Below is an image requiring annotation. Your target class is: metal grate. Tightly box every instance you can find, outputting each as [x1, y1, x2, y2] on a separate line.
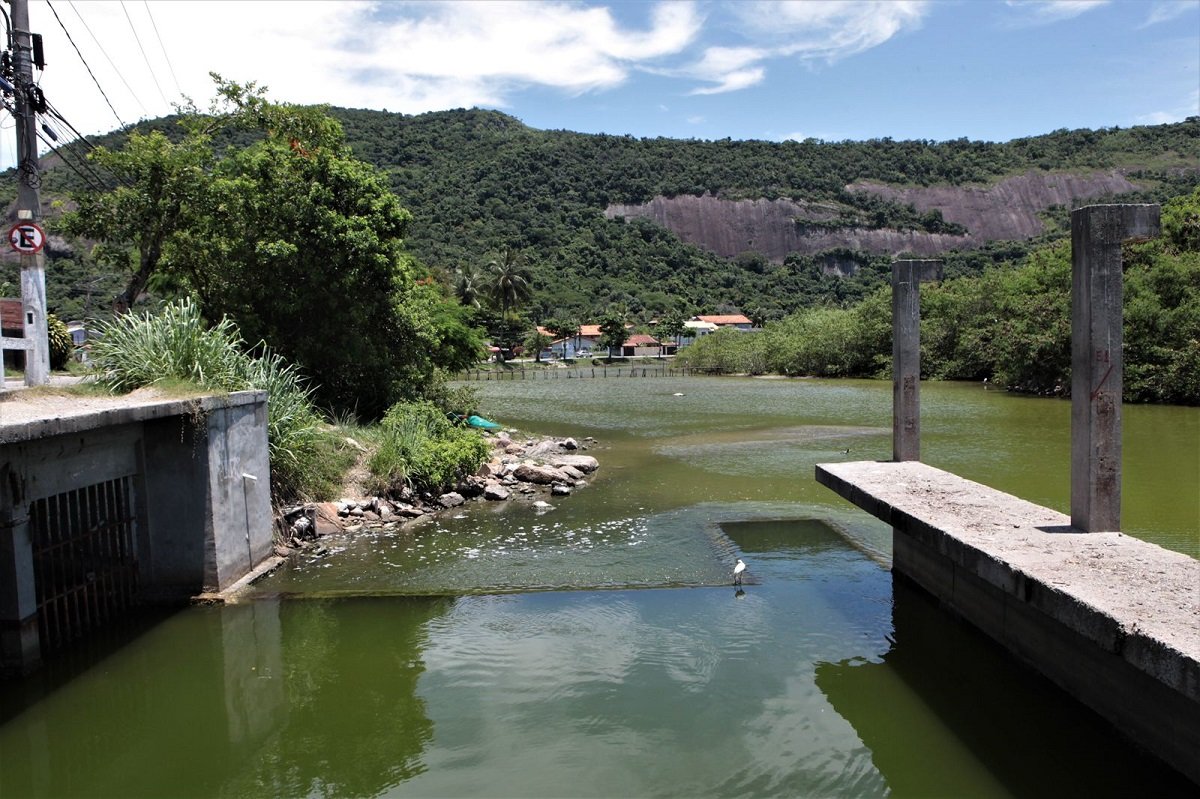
[30, 477, 140, 652]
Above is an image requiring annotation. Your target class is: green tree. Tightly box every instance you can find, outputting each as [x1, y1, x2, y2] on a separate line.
[598, 311, 628, 360]
[61, 128, 214, 313]
[488, 249, 533, 317]
[453, 264, 486, 309]
[64, 77, 479, 418]
[524, 329, 553, 362]
[543, 317, 580, 358]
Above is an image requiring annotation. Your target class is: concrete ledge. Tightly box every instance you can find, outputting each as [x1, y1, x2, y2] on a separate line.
[817, 460, 1200, 784]
[0, 389, 267, 444]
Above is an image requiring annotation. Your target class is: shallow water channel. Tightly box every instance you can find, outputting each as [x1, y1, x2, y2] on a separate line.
[1, 376, 1196, 797]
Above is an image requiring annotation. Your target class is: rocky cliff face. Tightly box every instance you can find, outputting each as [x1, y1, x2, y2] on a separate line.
[604, 170, 1147, 263]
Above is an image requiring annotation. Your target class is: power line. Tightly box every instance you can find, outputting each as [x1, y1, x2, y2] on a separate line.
[67, 0, 148, 116]
[120, 0, 168, 106]
[142, 0, 181, 97]
[44, 0, 127, 129]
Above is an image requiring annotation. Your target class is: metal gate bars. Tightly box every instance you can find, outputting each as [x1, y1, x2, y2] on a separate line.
[29, 477, 139, 652]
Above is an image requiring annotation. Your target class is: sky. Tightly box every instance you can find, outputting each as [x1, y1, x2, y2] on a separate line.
[2, 0, 1197, 169]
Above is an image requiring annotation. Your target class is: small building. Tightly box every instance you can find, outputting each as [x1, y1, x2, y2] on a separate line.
[621, 334, 665, 357]
[693, 314, 754, 330]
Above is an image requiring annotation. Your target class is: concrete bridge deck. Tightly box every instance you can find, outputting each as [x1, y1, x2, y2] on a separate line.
[817, 460, 1199, 784]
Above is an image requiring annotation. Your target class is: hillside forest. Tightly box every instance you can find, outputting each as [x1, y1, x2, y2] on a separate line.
[3, 99, 1198, 406]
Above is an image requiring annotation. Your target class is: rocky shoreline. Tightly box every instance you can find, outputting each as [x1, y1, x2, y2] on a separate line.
[276, 429, 600, 554]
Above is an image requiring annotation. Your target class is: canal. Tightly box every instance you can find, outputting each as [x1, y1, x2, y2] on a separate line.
[1, 376, 1196, 797]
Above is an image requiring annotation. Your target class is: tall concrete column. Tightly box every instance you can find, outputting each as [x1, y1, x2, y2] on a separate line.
[0, 461, 39, 676]
[892, 260, 942, 462]
[1070, 205, 1159, 533]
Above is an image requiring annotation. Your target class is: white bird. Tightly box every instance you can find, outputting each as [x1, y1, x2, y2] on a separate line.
[733, 558, 747, 585]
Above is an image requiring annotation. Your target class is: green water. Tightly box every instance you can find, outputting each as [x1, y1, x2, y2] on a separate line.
[1, 377, 1196, 797]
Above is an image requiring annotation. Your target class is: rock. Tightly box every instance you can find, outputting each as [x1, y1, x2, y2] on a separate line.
[484, 483, 511, 501]
[348, 507, 365, 518]
[376, 501, 393, 519]
[550, 454, 599, 473]
[313, 502, 343, 536]
[504, 443, 525, 456]
[562, 437, 579, 450]
[274, 544, 293, 557]
[519, 485, 536, 494]
[458, 475, 486, 498]
[533, 500, 554, 511]
[292, 515, 313, 537]
[438, 492, 466, 508]
[476, 462, 496, 478]
[551, 483, 572, 496]
[362, 510, 380, 522]
[396, 504, 425, 518]
[559, 464, 585, 481]
[514, 463, 566, 484]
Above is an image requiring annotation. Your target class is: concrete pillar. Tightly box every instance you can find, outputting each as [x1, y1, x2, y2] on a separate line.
[892, 260, 942, 462]
[1070, 205, 1159, 533]
[0, 461, 40, 675]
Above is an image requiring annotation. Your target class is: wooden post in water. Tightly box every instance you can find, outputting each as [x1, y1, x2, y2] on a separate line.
[1070, 205, 1159, 533]
[891, 260, 942, 462]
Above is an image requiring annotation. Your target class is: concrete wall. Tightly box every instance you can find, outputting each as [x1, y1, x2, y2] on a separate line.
[1, 391, 273, 675]
[816, 460, 1200, 787]
[893, 533, 1200, 785]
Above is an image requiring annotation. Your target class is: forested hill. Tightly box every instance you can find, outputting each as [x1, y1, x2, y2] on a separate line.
[330, 108, 1198, 321]
[16, 108, 1200, 324]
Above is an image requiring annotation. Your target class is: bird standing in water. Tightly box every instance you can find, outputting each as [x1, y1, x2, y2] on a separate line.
[733, 558, 746, 585]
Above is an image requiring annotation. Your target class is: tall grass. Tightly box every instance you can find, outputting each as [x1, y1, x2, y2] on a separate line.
[90, 298, 339, 500]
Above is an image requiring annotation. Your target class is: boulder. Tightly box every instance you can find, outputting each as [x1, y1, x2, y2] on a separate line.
[551, 483, 572, 496]
[561, 437, 579, 450]
[559, 464, 585, 481]
[551, 454, 599, 473]
[484, 483, 511, 501]
[514, 463, 566, 485]
[437, 492, 466, 508]
[396, 504, 425, 518]
[314, 502, 343, 536]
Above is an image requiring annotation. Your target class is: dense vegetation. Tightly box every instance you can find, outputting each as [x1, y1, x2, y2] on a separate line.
[55, 81, 483, 419]
[14, 110, 1197, 330]
[4, 105, 1197, 408]
[677, 188, 1200, 405]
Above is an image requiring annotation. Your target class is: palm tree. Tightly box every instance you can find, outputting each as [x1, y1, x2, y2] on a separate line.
[454, 264, 485, 309]
[488, 249, 533, 317]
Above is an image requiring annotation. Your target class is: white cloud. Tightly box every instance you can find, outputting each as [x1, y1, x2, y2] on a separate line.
[1139, 1, 1198, 28]
[679, 1, 930, 95]
[1137, 88, 1200, 125]
[1003, 0, 1110, 25]
[27, 0, 703, 146]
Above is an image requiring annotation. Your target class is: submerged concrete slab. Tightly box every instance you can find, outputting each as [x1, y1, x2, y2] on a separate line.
[816, 459, 1200, 784]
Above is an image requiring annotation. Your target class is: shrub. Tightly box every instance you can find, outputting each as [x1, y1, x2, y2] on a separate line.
[47, 314, 73, 370]
[369, 401, 490, 494]
[90, 298, 335, 500]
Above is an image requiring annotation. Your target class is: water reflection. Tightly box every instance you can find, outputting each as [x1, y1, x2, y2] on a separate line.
[814, 577, 1196, 798]
[0, 597, 447, 799]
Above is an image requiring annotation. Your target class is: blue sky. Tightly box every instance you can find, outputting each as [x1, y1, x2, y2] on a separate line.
[5, 0, 1198, 169]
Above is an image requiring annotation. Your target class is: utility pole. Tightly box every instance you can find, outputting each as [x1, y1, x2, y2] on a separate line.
[8, 0, 48, 385]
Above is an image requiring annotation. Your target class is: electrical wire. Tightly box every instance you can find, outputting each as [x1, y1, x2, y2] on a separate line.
[142, 0, 181, 97]
[45, 0, 127, 129]
[67, 0, 148, 116]
[119, 0, 168, 106]
[33, 121, 112, 193]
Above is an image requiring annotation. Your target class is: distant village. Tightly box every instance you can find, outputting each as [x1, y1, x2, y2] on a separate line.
[528, 314, 754, 360]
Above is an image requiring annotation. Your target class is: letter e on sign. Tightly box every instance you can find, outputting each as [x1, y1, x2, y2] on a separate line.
[8, 222, 46, 254]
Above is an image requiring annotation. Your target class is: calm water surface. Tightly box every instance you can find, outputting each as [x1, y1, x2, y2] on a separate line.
[1, 376, 1195, 798]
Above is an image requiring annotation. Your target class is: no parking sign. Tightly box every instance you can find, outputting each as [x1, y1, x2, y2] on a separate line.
[8, 221, 45, 254]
